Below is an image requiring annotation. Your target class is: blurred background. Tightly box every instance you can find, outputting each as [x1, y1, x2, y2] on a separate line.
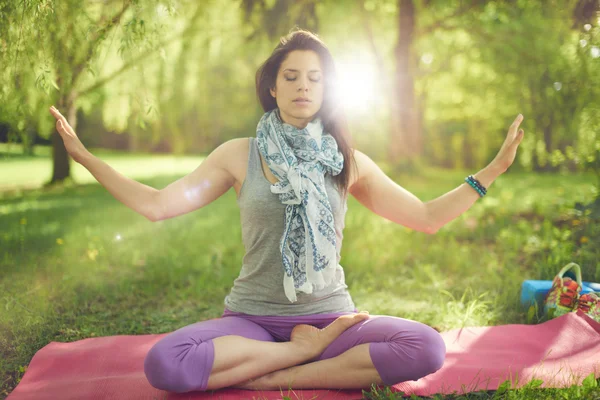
[1, 0, 599, 184]
[1, 1, 599, 397]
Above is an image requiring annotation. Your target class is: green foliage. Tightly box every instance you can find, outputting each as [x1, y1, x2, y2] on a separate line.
[0, 0, 598, 169]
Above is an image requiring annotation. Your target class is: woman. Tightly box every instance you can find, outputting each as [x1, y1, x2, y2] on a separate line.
[49, 29, 524, 393]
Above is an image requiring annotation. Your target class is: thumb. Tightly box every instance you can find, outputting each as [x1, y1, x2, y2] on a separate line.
[514, 129, 524, 144]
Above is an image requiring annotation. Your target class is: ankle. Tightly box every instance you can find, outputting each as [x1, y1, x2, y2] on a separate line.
[286, 336, 319, 360]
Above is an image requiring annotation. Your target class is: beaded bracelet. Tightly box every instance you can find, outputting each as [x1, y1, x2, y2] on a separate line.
[465, 175, 487, 197]
[467, 175, 487, 194]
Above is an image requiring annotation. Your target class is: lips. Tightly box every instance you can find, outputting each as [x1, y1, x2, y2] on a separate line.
[293, 98, 311, 102]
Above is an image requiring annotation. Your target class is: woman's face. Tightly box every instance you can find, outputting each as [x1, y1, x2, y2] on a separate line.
[270, 50, 324, 129]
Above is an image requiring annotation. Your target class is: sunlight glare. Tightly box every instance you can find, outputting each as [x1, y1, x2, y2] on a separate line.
[334, 56, 379, 114]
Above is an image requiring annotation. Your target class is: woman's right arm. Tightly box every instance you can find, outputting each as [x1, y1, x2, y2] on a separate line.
[50, 105, 238, 222]
[151, 139, 239, 221]
[81, 138, 237, 222]
[79, 152, 160, 221]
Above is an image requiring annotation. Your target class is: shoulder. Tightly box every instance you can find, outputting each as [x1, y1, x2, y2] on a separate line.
[349, 148, 378, 195]
[210, 138, 249, 167]
[229, 137, 251, 153]
[218, 137, 251, 185]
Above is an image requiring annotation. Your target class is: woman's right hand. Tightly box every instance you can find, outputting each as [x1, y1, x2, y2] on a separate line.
[49, 105, 89, 164]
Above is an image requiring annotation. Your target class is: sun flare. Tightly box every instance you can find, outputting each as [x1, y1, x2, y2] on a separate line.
[334, 57, 380, 114]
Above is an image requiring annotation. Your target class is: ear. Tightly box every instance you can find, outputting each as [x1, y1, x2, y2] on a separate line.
[270, 87, 276, 98]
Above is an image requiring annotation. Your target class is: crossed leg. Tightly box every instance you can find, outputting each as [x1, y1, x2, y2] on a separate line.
[144, 313, 445, 393]
[144, 312, 368, 392]
[233, 342, 381, 390]
[233, 314, 446, 391]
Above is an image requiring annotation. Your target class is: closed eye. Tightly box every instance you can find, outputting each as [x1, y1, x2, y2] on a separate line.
[285, 78, 321, 82]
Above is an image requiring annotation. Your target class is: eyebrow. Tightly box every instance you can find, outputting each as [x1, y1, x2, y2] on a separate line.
[283, 69, 321, 73]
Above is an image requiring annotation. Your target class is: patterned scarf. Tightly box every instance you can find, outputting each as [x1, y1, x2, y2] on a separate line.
[256, 108, 345, 303]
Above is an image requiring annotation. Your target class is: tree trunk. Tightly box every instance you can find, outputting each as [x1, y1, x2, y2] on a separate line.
[391, 0, 420, 167]
[22, 125, 36, 156]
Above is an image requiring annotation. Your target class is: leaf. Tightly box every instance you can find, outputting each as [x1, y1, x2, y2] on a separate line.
[582, 372, 597, 389]
[525, 378, 543, 389]
[50, 79, 60, 91]
[495, 379, 511, 396]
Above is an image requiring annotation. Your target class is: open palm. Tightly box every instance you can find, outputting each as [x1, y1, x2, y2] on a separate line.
[491, 114, 525, 173]
[48, 105, 89, 163]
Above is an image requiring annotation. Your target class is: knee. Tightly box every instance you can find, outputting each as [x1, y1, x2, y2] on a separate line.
[144, 338, 213, 393]
[416, 326, 446, 376]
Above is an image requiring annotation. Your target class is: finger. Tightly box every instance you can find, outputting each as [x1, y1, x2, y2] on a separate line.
[51, 108, 74, 134]
[49, 106, 58, 118]
[513, 114, 523, 124]
[56, 120, 66, 135]
[52, 107, 65, 120]
[49, 107, 64, 122]
[510, 114, 523, 131]
[50, 106, 67, 122]
[508, 115, 523, 140]
[56, 119, 72, 136]
[513, 129, 524, 145]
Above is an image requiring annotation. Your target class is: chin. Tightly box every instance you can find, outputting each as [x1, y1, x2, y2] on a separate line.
[290, 108, 317, 118]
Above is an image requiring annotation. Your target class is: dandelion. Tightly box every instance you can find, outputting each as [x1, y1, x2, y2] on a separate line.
[572, 220, 580, 226]
[580, 236, 589, 244]
[56, 238, 64, 245]
[20, 218, 27, 225]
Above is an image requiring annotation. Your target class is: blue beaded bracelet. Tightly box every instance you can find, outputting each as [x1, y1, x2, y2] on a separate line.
[466, 175, 487, 195]
[465, 176, 486, 197]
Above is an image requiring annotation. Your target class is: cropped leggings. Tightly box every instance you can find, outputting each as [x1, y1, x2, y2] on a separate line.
[143, 307, 446, 393]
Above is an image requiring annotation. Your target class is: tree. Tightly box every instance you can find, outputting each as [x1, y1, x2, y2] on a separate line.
[0, 0, 188, 185]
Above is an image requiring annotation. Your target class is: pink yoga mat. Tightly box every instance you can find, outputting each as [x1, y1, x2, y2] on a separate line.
[7, 310, 600, 399]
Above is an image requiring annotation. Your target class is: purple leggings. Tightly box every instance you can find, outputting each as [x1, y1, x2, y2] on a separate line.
[143, 307, 446, 393]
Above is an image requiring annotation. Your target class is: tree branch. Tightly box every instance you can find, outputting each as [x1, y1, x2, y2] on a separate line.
[418, 1, 481, 37]
[71, 1, 133, 86]
[463, 23, 542, 64]
[76, 12, 204, 98]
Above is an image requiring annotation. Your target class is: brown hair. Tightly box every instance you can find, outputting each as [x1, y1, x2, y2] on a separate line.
[255, 28, 357, 200]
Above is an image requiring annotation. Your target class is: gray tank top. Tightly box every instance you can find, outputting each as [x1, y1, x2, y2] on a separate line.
[223, 136, 356, 316]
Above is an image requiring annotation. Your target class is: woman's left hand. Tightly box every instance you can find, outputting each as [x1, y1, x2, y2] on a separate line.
[490, 114, 525, 174]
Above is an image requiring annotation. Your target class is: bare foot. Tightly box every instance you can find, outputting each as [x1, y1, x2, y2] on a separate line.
[290, 312, 370, 359]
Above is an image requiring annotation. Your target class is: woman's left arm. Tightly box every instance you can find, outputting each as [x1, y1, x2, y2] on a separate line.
[425, 114, 525, 233]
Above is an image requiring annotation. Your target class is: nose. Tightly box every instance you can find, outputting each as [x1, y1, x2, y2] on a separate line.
[297, 76, 309, 91]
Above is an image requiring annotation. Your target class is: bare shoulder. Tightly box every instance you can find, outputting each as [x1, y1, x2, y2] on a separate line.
[222, 137, 251, 188]
[349, 148, 380, 195]
[349, 148, 368, 192]
[224, 137, 250, 162]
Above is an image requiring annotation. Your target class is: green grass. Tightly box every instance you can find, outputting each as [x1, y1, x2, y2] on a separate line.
[0, 143, 203, 193]
[1, 146, 599, 399]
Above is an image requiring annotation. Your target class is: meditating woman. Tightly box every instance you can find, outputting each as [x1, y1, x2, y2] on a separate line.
[48, 29, 524, 393]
